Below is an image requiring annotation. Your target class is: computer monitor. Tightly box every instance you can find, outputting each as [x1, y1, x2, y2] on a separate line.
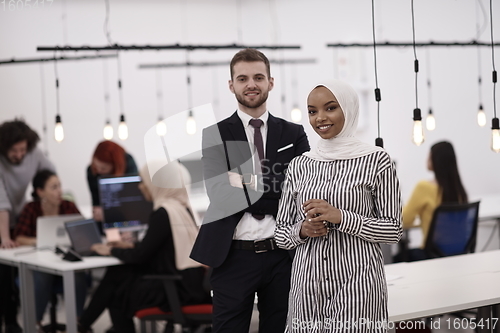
[97, 175, 153, 232]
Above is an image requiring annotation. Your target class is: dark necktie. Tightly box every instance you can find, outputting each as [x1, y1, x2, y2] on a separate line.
[249, 119, 264, 173]
[249, 118, 265, 220]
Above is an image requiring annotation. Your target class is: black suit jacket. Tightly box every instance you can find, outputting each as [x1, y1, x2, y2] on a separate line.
[190, 112, 310, 267]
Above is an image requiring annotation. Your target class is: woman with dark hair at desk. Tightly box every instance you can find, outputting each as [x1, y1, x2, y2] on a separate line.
[397, 141, 468, 261]
[78, 163, 211, 333]
[394, 141, 468, 261]
[86, 140, 138, 223]
[13, 169, 88, 329]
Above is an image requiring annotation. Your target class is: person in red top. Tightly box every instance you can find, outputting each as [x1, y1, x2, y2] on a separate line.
[14, 170, 79, 244]
[13, 169, 87, 328]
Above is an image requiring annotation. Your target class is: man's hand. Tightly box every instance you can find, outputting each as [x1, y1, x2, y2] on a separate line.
[227, 172, 244, 189]
[0, 237, 18, 249]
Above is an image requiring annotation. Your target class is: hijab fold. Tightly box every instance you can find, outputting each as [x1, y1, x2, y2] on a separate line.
[303, 79, 384, 161]
[139, 162, 200, 270]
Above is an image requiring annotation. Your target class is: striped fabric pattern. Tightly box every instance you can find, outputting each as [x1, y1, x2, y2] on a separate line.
[275, 151, 402, 333]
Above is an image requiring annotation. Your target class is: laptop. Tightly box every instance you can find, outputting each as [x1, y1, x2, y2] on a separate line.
[64, 219, 103, 256]
[36, 214, 84, 249]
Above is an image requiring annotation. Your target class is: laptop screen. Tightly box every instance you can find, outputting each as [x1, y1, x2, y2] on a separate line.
[36, 214, 84, 249]
[97, 175, 152, 231]
[65, 219, 102, 255]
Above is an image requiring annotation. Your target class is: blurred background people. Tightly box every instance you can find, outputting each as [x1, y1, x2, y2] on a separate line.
[78, 163, 210, 333]
[86, 140, 137, 223]
[396, 141, 468, 261]
[13, 169, 88, 329]
[0, 119, 54, 333]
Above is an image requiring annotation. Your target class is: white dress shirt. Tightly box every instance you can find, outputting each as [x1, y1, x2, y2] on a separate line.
[233, 110, 276, 240]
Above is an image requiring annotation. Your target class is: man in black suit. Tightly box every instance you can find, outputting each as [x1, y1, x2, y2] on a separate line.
[190, 48, 309, 333]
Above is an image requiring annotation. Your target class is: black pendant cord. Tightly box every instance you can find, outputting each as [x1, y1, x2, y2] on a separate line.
[117, 53, 125, 120]
[425, 49, 433, 115]
[54, 52, 61, 120]
[39, 64, 49, 156]
[371, 0, 383, 148]
[103, 59, 111, 124]
[186, 51, 193, 116]
[156, 68, 164, 121]
[411, 0, 419, 111]
[476, 0, 487, 111]
[489, 0, 497, 120]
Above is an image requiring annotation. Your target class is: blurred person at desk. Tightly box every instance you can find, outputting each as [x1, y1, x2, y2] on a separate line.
[0, 118, 55, 333]
[78, 163, 210, 333]
[86, 140, 138, 223]
[396, 141, 468, 262]
[13, 169, 88, 329]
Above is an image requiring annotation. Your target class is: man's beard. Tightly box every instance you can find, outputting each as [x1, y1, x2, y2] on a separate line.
[8, 157, 23, 165]
[235, 89, 269, 109]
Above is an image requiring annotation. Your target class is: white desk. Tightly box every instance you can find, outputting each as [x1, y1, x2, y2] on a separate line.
[476, 194, 500, 222]
[386, 250, 500, 331]
[19, 251, 121, 333]
[0, 248, 122, 333]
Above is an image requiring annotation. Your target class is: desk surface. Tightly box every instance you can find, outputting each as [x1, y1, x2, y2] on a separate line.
[475, 194, 500, 221]
[0, 246, 121, 271]
[386, 250, 500, 322]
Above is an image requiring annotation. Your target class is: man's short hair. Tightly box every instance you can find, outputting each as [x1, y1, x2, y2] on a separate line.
[230, 48, 271, 80]
[0, 119, 40, 157]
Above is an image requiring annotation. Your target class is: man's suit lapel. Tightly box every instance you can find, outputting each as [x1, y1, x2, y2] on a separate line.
[225, 112, 252, 173]
[265, 113, 282, 165]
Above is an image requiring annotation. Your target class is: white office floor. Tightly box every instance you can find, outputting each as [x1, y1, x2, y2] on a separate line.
[15, 220, 499, 333]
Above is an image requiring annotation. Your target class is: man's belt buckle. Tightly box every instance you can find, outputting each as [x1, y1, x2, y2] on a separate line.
[254, 239, 270, 253]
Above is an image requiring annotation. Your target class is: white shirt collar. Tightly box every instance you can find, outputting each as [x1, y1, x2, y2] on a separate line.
[237, 109, 269, 129]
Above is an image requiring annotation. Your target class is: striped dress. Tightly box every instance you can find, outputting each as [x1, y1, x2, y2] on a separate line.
[275, 151, 402, 333]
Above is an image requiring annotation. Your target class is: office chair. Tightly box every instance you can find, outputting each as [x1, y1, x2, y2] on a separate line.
[420, 201, 481, 331]
[424, 201, 480, 259]
[135, 274, 212, 333]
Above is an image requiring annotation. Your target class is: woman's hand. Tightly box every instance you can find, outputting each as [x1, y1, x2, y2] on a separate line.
[299, 219, 327, 238]
[303, 199, 341, 225]
[107, 241, 134, 249]
[92, 206, 103, 222]
[91, 243, 111, 256]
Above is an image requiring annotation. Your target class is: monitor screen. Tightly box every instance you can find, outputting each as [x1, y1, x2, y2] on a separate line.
[98, 175, 153, 231]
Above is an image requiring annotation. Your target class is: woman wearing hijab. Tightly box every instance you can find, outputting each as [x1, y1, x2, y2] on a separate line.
[78, 162, 210, 333]
[275, 80, 402, 333]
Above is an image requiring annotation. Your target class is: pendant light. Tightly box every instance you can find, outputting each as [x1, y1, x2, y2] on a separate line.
[53, 55, 64, 143]
[411, 0, 424, 146]
[116, 54, 128, 140]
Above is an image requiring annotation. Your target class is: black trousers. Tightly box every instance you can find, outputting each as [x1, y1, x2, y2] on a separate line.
[0, 264, 19, 326]
[79, 265, 136, 333]
[210, 247, 292, 333]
